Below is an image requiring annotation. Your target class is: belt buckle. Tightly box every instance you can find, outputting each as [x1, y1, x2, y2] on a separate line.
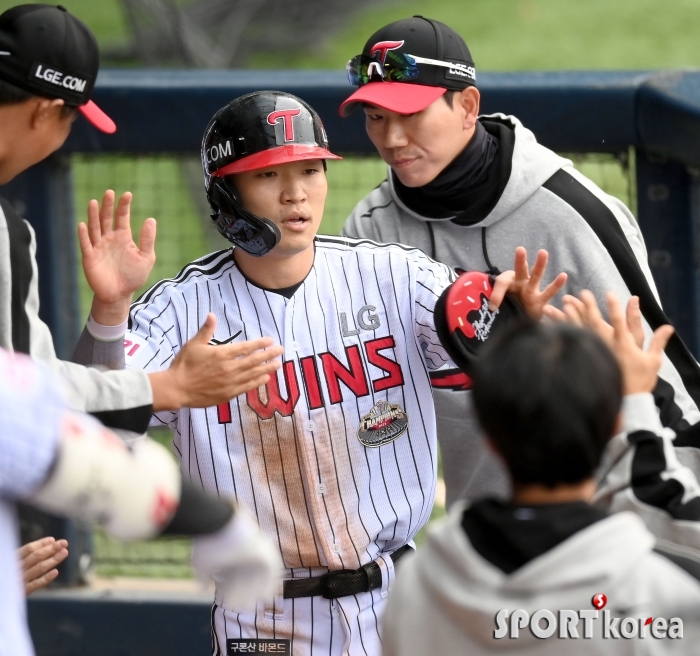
[319, 569, 364, 600]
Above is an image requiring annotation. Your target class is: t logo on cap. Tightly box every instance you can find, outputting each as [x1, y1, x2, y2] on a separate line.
[370, 40, 404, 65]
[267, 108, 301, 142]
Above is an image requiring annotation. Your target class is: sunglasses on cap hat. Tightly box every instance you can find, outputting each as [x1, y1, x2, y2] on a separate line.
[347, 51, 476, 87]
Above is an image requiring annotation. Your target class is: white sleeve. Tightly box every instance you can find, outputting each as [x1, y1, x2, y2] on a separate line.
[124, 291, 181, 429]
[412, 254, 458, 372]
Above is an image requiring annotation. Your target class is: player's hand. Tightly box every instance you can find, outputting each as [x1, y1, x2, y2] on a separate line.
[149, 314, 284, 411]
[544, 290, 673, 394]
[192, 504, 283, 611]
[78, 190, 156, 326]
[489, 247, 568, 320]
[19, 536, 69, 595]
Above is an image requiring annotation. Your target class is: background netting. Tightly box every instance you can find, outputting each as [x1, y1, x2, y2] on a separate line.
[73, 151, 635, 576]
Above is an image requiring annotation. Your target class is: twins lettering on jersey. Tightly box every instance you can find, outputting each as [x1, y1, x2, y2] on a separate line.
[217, 333, 404, 423]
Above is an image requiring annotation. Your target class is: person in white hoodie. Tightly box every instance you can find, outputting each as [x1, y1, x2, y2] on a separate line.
[383, 296, 700, 656]
[339, 17, 700, 526]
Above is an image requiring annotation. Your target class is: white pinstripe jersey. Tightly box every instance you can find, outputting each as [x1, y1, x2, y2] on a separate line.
[126, 237, 458, 574]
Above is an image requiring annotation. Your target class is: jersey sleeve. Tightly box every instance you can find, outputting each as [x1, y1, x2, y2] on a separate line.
[124, 289, 182, 429]
[411, 254, 458, 368]
[0, 350, 63, 499]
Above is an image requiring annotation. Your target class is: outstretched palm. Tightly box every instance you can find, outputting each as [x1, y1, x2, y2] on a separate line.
[78, 190, 156, 304]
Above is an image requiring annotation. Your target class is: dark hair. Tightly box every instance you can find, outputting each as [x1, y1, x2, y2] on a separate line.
[442, 89, 459, 107]
[0, 77, 78, 119]
[471, 322, 622, 488]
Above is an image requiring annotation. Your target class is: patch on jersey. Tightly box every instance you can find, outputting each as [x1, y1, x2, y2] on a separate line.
[358, 400, 408, 447]
[124, 333, 148, 363]
[227, 639, 290, 654]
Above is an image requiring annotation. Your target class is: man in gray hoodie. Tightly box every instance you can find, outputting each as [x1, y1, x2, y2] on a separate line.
[340, 17, 700, 517]
[383, 303, 700, 655]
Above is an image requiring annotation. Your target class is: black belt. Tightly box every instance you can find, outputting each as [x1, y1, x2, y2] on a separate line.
[283, 545, 412, 600]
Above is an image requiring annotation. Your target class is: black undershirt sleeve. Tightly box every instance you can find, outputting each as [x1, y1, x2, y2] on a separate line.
[162, 477, 234, 535]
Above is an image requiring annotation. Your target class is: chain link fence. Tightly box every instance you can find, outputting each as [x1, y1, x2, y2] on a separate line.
[72, 150, 635, 577]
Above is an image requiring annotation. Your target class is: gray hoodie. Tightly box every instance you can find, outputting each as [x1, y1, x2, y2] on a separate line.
[342, 114, 700, 539]
[383, 504, 700, 656]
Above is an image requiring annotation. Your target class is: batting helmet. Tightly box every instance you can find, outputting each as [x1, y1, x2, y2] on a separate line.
[201, 90, 342, 256]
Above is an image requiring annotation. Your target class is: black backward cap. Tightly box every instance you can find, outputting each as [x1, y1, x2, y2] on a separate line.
[0, 4, 99, 105]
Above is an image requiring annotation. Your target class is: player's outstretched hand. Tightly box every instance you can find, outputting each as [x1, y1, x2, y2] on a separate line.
[543, 290, 673, 394]
[192, 504, 283, 611]
[19, 536, 69, 595]
[489, 246, 568, 320]
[149, 314, 284, 411]
[78, 190, 156, 326]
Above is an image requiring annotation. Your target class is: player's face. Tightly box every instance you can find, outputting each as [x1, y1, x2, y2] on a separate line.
[232, 159, 327, 256]
[363, 87, 480, 188]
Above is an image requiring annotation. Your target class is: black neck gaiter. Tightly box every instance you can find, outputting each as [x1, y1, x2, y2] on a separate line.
[392, 120, 502, 224]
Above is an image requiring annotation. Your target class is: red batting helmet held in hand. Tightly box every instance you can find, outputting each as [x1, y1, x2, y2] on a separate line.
[434, 271, 527, 374]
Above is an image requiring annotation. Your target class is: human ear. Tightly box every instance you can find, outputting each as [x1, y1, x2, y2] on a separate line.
[458, 87, 480, 131]
[30, 98, 65, 129]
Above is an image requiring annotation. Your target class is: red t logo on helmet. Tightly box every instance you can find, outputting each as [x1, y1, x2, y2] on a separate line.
[267, 108, 302, 142]
[370, 40, 404, 64]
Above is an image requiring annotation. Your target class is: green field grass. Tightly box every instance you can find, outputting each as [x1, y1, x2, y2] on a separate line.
[2, 0, 700, 71]
[251, 0, 700, 71]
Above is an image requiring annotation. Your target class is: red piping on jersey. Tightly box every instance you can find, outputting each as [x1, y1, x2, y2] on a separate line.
[429, 371, 472, 390]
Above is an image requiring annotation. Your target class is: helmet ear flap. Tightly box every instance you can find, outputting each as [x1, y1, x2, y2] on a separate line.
[206, 177, 281, 257]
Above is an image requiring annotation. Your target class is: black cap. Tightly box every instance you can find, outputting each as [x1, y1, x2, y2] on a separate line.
[340, 16, 476, 116]
[0, 4, 115, 133]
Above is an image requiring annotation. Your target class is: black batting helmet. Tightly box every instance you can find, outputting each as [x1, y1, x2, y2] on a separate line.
[201, 90, 342, 256]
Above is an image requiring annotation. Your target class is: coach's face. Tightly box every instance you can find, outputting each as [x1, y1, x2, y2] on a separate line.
[232, 159, 327, 256]
[363, 86, 480, 188]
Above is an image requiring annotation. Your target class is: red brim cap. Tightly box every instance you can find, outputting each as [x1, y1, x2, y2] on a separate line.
[212, 144, 342, 177]
[339, 82, 447, 117]
[79, 100, 117, 134]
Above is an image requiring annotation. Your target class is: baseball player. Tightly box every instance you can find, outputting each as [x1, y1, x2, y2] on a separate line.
[82, 90, 565, 656]
[0, 347, 282, 656]
[339, 17, 700, 541]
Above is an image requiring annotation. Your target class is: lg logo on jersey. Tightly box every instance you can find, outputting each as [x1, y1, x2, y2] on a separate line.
[217, 336, 404, 423]
[340, 305, 380, 336]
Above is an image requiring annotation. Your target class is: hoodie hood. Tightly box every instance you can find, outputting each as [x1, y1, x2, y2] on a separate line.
[416, 501, 655, 648]
[388, 114, 570, 229]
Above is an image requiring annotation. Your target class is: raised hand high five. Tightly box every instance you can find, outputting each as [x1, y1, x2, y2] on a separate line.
[78, 190, 156, 326]
[489, 246, 568, 319]
[543, 290, 674, 395]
